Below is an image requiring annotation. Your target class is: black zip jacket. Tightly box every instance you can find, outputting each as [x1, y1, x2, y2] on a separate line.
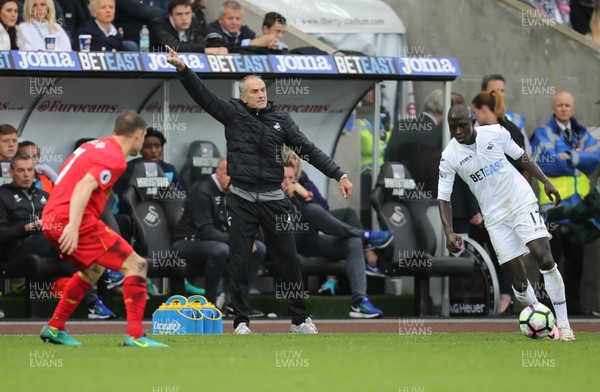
[177, 67, 345, 193]
[149, 15, 207, 53]
[0, 183, 49, 246]
[172, 176, 228, 242]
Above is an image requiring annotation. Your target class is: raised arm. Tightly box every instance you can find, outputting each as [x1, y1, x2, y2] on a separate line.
[165, 45, 237, 124]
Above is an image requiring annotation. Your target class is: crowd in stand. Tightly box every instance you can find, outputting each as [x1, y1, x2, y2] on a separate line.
[1, 0, 599, 52]
[0, 0, 295, 53]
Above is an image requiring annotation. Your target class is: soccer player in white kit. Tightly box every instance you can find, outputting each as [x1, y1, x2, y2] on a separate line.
[438, 104, 574, 341]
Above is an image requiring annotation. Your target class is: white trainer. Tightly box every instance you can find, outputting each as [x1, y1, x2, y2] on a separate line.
[233, 322, 252, 334]
[290, 317, 318, 334]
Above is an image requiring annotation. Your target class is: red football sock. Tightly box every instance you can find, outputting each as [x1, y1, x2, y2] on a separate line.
[48, 273, 92, 330]
[123, 275, 147, 338]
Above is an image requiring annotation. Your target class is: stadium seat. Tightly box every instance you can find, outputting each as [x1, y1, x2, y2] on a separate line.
[371, 162, 478, 316]
[179, 141, 221, 191]
[122, 160, 187, 293]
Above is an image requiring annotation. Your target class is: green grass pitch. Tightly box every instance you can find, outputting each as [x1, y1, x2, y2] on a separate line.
[1, 333, 599, 392]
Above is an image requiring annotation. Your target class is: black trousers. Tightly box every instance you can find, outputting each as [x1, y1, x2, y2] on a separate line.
[550, 225, 584, 308]
[227, 194, 308, 327]
[6, 233, 97, 305]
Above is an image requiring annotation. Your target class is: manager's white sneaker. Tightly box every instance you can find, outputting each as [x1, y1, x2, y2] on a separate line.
[233, 322, 252, 334]
[290, 317, 318, 334]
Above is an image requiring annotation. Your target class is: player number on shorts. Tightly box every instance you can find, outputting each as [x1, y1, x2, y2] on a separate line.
[55, 147, 85, 185]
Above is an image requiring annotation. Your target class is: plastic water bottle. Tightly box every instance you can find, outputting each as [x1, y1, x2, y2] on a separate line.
[140, 25, 150, 52]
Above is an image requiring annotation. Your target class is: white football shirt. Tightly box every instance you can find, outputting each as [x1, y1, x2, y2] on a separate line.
[438, 124, 537, 227]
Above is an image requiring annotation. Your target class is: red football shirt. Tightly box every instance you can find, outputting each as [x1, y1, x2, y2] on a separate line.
[43, 137, 126, 227]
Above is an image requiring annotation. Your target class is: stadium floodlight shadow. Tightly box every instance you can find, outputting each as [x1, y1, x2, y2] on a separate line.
[179, 140, 221, 191]
[371, 162, 496, 317]
[122, 160, 188, 294]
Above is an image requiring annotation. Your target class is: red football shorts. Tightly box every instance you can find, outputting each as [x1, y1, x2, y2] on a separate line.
[44, 219, 134, 272]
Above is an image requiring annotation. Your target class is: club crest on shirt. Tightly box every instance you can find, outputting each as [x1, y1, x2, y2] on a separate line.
[487, 142, 494, 151]
[13, 194, 22, 203]
[273, 122, 281, 131]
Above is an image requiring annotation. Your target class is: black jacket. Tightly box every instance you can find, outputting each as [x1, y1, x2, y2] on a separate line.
[76, 20, 124, 52]
[177, 67, 344, 193]
[498, 117, 526, 174]
[114, 0, 167, 43]
[149, 15, 207, 53]
[0, 183, 49, 246]
[173, 176, 228, 242]
[204, 20, 256, 48]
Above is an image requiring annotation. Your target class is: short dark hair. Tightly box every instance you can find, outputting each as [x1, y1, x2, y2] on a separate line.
[168, 0, 192, 14]
[18, 140, 37, 151]
[0, 123, 18, 136]
[481, 74, 505, 91]
[10, 153, 33, 170]
[145, 127, 167, 145]
[263, 12, 286, 29]
[113, 112, 147, 136]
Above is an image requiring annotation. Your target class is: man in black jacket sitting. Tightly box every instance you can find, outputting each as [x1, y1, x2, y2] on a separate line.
[166, 45, 354, 334]
[204, 0, 279, 53]
[149, 0, 227, 54]
[0, 154, 117, 319]
[171, 157, 266, 306]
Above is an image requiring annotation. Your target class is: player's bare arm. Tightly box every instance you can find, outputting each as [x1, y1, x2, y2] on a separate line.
[438, 199, 463, 253]
[518, 152, 561, 206]
[58, 173, 99, 255]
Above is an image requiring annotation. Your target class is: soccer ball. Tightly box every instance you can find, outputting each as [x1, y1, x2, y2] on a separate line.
[519, 303, 555, 339]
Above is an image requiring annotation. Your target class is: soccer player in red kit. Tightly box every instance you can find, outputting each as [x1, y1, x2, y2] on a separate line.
[40, 112, 167, 347]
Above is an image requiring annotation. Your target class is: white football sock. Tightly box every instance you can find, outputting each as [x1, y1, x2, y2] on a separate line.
[512, 280, 538, 307]
[541, 265, 570, 328]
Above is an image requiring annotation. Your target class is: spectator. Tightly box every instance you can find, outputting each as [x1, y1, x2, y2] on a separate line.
[149, 0, 226, 54]
[76, 0, 136, 52]
[587, 2, 600, 43]
[17, 141, 58, 193]
[190, 0, 206, 34]
[114, 0, 166, 45]
[481, 74, 530, 155]
[521, 0, 571, 25]
[282, 160, 387, 318]
[57, 0, 92, 46]
[570, 0, 597, 34]
[0, 124, 18, 186]
[530, 91, 600, 314]
[0, 0, 18, 50]
[204, 0, 279, 53]
[261, 11, 288, 53]
[0, 154, 119, 319]
[17, 0, 72, 51]
[172, 156, 266, 308]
